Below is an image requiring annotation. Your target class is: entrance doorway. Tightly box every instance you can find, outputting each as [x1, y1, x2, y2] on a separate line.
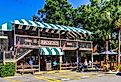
[40, 55, 60, 71]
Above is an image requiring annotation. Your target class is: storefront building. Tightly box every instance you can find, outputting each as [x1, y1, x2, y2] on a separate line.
[0, 19, 93, 72]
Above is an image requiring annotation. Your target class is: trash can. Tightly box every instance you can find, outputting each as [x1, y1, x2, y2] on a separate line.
[46, 62, 52, 70]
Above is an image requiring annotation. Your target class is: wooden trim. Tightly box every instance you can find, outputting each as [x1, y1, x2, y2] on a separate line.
[0, 36, 8, 39]
[15, 34, 92, 42]
[79, 48, 92, 51]
[64, 47, 78, 50]
[18, 45, 40, 49]
[14, 34, 93, 50]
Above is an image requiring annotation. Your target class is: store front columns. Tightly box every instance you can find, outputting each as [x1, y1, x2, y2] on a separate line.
[59, 55, 62, 71]
[91, 51, 94, 68]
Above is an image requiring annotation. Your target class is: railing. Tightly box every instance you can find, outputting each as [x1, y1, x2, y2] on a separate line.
[0, 52, 3, 63]
[3, 49, 32, 62]
[15, 34, 92, 50]
[15, 48, 32, 61]
[2, 34, 92, 62]
[3, 51, 15, 62]
[5, 51, 14, 60]
[0, 38, 8, 51]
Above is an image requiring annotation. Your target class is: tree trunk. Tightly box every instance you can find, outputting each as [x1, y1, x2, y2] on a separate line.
[106, 41, 108, 51]
[105, 41, 109, 63]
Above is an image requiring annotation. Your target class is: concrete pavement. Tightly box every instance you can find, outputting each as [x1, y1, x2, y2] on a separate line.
[1, 71, 121, 82]
[66, 75, 121, 82]
[0, 78, 9, 82]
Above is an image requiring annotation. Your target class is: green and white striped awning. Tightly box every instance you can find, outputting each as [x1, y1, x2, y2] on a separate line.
[13, 19, 92, 35]
[0, 22, 12, 31]
[40, 47, 64, 55]
[0, 19, 93, 38]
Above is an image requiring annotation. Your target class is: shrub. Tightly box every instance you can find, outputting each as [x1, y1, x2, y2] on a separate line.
[0, 62, 16, 77]
[114, 64, 121, 71]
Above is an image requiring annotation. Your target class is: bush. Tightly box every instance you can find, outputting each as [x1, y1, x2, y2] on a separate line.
[115, 64, 121, 71]
[0, 62, 16, 77]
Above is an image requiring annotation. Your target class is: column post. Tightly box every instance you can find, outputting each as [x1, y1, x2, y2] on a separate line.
[76, 41, 79, 68]
[91, 41, 93, 68]
[3, 50, 5, 64]
[118, 30, 120, 65]
[59, 32, 62, 72]
[14, 24, 16, 60]
[38, 29, 41, 72]
[39, 55, 40, 72]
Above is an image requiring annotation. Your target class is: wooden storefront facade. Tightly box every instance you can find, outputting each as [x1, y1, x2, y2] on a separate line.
[0, 19, 93, 73]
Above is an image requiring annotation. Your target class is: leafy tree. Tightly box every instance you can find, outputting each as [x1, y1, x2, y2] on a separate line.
[33, 0, 121, 53]
[76, 0, 121, 51]
[33, 0, 77, 26]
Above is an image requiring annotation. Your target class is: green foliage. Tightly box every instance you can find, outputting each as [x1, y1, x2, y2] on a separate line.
[77, 0, 121, 50]
[33, 0, 121, 50]
[115, 64, 121, 71]
[0, 62, 16, 77]
[33, 0, 77, 26]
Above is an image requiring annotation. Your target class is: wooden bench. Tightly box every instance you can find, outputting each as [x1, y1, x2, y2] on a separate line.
[17, 69, 39, 75]
[17, 64, 39, 75]
[61, 66, 77, 70]
[61, 63, 77, 70]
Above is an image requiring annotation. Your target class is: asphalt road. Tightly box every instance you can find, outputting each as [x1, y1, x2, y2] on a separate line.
[66, 75, 121, 82]
[0, 78, 9, 82]
[1, 72, 121, 82]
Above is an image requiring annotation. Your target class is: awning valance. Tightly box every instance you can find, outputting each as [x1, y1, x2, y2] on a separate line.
[0, 22, 12, 31]
[0, 19, 93, 35]
[40, 47, 64, 55]
[13, 19, 92, 35]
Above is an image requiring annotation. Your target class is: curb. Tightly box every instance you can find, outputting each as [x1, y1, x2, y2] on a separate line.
[34, 70, 71, 75]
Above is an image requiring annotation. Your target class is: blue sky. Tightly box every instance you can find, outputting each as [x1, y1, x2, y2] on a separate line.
[0, 0, 89, 24]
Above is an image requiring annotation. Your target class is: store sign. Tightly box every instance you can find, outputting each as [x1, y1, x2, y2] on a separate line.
[62, 41, 77, 47]
[66, 42, 73, 46]
[24, 39, 38, 43]
[79, 42, 91, 49]
[25, 39, 32, 43]
[40, 40, 59, 46]
[16, 35, 92, 49]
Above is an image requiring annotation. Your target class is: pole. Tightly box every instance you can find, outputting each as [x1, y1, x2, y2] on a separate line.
[118, 30, 120, 65]
[39, 55, 40, 72]
[91, 42, 93, 68]
[60, 55, 62, 72]
[91, 50, 93, 68]
[14, 24, 16, 60]
[39, 56, 40, 72]
[76, 49, 79, 68]
[59, 32, 62, 72]
[3, 50, 5, 64]
[38, 29, 41, 72]
[76, 41, 79, 68]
